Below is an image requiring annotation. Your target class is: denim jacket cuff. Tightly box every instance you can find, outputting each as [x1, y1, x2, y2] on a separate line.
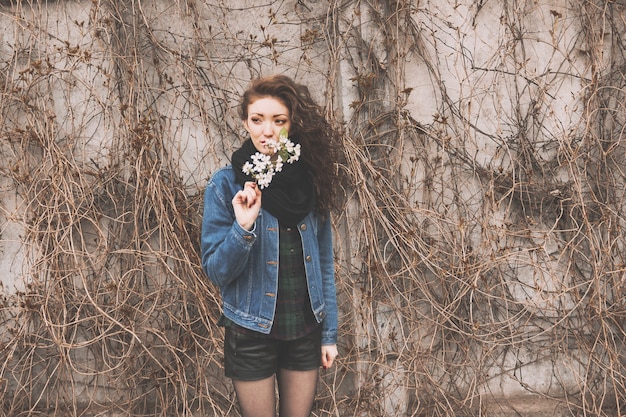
[321, 331, 337, 346]
[233, 220, 257, 242]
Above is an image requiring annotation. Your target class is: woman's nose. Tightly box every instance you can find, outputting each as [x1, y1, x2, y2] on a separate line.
[263, 122, 274, 136]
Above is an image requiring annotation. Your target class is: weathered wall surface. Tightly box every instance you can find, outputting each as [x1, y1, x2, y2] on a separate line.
[1, 1, 625, 416]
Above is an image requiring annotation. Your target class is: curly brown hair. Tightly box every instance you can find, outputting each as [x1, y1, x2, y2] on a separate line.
[240, 74, 341, 213]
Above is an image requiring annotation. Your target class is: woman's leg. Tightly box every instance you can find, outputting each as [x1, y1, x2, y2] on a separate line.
[277, 368, 318, 417]
[233, 376, 276, 417]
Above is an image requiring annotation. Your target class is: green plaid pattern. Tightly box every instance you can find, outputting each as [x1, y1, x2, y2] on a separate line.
[269, 225, 318, 340]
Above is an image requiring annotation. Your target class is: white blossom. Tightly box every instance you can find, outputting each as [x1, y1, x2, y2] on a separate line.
[242, 161, 254, 175]
[242, 128, 300, 189]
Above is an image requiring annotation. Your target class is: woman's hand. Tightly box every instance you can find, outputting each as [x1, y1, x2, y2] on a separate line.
[321, 344, 338, 370]
[232, 182, 262, 231]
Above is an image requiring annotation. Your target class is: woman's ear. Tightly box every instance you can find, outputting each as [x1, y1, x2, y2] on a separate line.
[242, 119, 250, 133]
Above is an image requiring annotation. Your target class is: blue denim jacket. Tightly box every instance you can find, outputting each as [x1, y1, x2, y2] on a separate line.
[200, 166, 338, 345]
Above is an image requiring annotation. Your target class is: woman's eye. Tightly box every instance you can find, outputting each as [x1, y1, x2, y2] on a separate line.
[276, 120, 286, 125]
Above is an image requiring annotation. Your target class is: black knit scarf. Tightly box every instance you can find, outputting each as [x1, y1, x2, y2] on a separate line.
[231, 138, 316, 226]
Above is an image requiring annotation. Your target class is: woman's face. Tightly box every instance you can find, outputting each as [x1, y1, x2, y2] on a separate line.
[243, 96, 291, 155]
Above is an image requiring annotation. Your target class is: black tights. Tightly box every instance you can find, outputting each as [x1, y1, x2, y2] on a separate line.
[232, 368, 318, 417]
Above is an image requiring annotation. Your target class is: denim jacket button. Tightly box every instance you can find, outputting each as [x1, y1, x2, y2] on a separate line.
[300, 224, 307, 231]
[305, 255, 312, 262]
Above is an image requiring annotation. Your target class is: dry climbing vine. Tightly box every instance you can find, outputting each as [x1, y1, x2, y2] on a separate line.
[0, 0, 624, 416]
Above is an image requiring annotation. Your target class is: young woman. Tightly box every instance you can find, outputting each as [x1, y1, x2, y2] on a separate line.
[201, 75, 340, 417]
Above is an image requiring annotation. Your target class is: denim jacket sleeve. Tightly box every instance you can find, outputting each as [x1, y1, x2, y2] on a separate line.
[318, 213, 338, 346]
[200, 167, 255, 287]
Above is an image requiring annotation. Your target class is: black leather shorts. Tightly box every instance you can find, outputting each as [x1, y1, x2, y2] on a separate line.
[224, 326, 322, 381]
